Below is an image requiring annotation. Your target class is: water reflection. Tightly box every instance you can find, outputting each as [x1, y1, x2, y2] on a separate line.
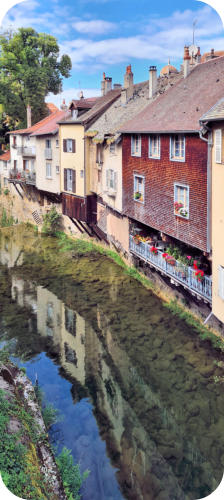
[0, 227, 224, 500]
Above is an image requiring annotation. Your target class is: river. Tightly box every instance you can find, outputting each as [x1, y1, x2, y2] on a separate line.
[0, 226, 224, 500]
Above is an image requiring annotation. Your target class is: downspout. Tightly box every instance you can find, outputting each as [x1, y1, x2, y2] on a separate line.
[199, 123, 212, 254]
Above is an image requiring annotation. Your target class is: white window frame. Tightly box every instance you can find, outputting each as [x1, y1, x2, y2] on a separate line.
[215, 129, 222, 164]
[131, 135, 141, 157]
[174, 183, 189, 219]
[67, 169, 73, 191]
[46, 163, 52, 179]
[218, 265, 224, 300]
[134, 174, 145, 203]
[109, 142, 116, 155]
[170, 135, 185, 162]
[106, 169, 117, 191]
[149, 135, 160, 159]
[56, 165, 60, 174]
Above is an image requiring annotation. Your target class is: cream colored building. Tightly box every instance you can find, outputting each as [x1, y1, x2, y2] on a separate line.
[200, 99, 224, 323]
[0, 150, 11, 188]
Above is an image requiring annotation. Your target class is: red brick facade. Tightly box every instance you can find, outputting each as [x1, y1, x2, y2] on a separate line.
[122, 134, 208, 251]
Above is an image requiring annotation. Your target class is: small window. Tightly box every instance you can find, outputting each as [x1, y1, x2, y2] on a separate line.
[131, 135, 141, 157]
[149, 135, 160, 159]
[65, 307, 76, 336]
[46, 139, 51, 148]
[46, 163, 52, 178]
[63, 139, 76, 153]
[170, 135, 185, 161]
[3, 161, 7, 170]
[174, 183, 189, 218]
[64, 168, 76, 192]
[13, 136, 17, 147]
[219, 266, 224, 300]
[109, 142, 115, 154]
[71, 109, 78, 119]
[56, 165, 60, 174]
[56, 139, 59, 148]
[80, 170, 84, 178]
[215, 129, 222, 163]
[106, 169, 117, 191]
[134, 174, 144, 203]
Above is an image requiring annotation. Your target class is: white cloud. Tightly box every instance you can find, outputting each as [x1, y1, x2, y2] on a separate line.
[46, 87, 101, 108]
[72, 19, 116, 35]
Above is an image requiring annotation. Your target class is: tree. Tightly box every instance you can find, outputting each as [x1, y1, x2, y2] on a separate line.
[0, 28, 72, 129]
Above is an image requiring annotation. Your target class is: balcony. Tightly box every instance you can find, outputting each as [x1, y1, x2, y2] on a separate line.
[130, 235, 212, 302]
[8, 168, 36, 185]
[45, 148, 52, 159]
[17, 146, 36, 157]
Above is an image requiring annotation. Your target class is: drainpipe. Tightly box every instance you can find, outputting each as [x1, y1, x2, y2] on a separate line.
[199, 123, 213, 254]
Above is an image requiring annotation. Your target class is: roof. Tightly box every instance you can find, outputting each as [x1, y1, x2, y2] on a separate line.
[160, 64, 178, 76]
[69, 97, 99, 110]
[85, 72, 182, 142]
[47, 103, 59, 114]
[200, 97, 224, 123]
[10, 109, 68, 136]
[0, 150, 10, 161]
[120, 56, 224, 134]
[201, 51, 224, 63]
[58, 89, 121, 126]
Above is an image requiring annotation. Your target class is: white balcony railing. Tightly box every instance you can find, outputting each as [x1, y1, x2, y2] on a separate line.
[17, 146, 36, 156]
[130, 235, 212, 302]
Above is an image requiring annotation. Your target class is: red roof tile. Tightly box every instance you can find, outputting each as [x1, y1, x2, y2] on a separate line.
[47, 102, 59, 113]
[0, 150, 10, 161]
[10, 109, 68, 136]
[30, 110, 70, 136]
[70, 97, 99, 110]
[120, 56, 224, 134]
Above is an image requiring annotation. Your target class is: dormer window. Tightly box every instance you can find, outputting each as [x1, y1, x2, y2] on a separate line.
[71, 109, 78, 119]
[131, 135, 141, 157]
[170, 135, 185, 162]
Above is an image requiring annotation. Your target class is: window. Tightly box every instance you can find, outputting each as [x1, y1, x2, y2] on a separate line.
[13, 136, 17, 147]
[170, 135, 185, 161]
[46, 139, 51, 148]
[106, 169, 117, 191]
[96, 144, 102, 163]
[215, 129, 222, 163]
[80, 170, 84, 178]
[71, 109, 78, 119]
[56, 139, 59, 148]
[63, 139, 76, 153]
[23, 160, 29, 171]
[64, 168, 76, 192]
[109, 142, 115, 154]
[149, 135, 160, 159]
[56, 165, 60, 174]
[174, 183, 189, 218]
[134, 174, 144, 203]
[65, 307, 76, 336]
[3, 161, 7, 170]
[131, 135, 141, 157]
[219, 266, 224, 300]
[46, 163, 52, 178]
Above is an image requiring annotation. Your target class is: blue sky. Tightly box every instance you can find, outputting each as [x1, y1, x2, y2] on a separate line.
[1, 0, 224, 106]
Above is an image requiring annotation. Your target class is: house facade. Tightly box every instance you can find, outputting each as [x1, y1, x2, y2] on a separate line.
[200, 100, 224, 323]
[0, 150, 11, 188]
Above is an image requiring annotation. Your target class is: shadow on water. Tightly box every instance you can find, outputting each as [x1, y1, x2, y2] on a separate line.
[1, 226, 224, 500]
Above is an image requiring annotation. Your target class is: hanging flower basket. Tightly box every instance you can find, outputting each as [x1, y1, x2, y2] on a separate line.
[194, 269, 204, 282]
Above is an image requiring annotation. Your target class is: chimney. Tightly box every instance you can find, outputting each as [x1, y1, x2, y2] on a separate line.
[60, 98, 67, 110]
[101, 72, 106, 96]
[104, 76, 112, 94]
[27, 105, 31, 128]
[196, 47, 201, 64]
[149, 66, 157, 99]
[211, 48, 215, 59]
[183, 46, 190, 78]
[124, 64, 133, 89]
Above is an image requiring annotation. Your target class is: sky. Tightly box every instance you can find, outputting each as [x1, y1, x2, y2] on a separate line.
[0, 0, 224, 107]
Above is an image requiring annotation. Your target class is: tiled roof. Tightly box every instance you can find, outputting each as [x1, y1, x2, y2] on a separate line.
[201, 51, 224, 63]
[70, 97, 99, 110]
[0, 150, 10, 161]
[30, 110, 70, 136]
[200, 97, 224, 122]
[119, 56, 224, 134]
[47, 103, 59, 113]
[10, 109, 67, 136]
[85, 72, 182, 141]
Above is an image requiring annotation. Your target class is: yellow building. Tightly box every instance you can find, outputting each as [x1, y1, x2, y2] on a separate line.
[200, 100, 224, 323]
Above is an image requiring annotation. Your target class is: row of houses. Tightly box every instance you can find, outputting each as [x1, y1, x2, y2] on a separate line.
[0, 46, 224, 325]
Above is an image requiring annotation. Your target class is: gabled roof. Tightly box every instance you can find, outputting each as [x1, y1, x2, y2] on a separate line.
[0, 151, 10, 161]
[10, 109, 67, 136]
[58, 89, 121, 126]
[200, 97, 224, 123]
[47, 103, 59, 114]
[119, 56, 224, 134]
[69, 97, 99, 110]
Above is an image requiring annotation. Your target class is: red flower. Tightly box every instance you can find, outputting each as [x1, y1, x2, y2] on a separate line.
[150, 246, 158, 254]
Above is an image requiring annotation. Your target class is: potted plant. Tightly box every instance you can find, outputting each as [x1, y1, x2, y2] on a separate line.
[150, 246, 158, 255]
[174, 201, 183, 214]
[195, 269, 204, 282]
[134, 192, 143, 201]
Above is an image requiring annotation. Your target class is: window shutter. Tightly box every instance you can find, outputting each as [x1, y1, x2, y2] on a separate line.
[64, 169, 67, 191]
[72, 170, 76, 193]
[63, 139, 67, 152]
[215, 129, 222, 163]
[106, 169, 109, 188]
[72, 140, 76, 153]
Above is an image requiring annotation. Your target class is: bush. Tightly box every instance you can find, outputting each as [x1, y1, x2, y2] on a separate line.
[56, 447, 90, 500]
[42, 207, 61, 235]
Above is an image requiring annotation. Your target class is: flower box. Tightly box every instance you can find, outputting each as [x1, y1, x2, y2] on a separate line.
[134, 192, 143, 202]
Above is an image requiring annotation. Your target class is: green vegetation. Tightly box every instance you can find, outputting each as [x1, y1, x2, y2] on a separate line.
[0, 208, 17, 227]
[0, 27, 72, 130]
[42, 207, 61, 235]
[3, 188, 9, 195]
[56, 447, 89, 500]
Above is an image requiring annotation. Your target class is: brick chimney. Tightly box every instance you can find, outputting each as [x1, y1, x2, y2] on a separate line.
[121, 65, 134, 104]
[27, 105, 32, 128]
[101, 73, 112, 95]
[60, 98, 67, 110]
[183, 46, 190, 78]
[210, 48, 215, 59]
[101, 72, 106, 96]
[149, 66, 157, 99]
[196, 47, 201, 64]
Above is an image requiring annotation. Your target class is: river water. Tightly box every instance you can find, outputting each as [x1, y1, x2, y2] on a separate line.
[0, 226, 224, 500]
